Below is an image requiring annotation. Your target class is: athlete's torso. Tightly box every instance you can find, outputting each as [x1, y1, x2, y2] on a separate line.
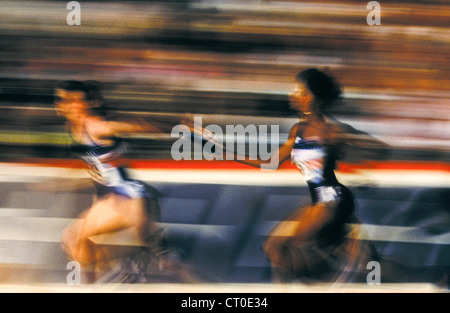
[290, 117, 342, 203]
[69, 120, 146, 199]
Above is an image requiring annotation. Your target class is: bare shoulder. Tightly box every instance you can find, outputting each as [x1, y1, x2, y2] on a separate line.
[85, 116, 115, 138]
[288, 122, 301, 138]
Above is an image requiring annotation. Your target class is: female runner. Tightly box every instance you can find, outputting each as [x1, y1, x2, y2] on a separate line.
[259, 68, 388, 282]
[54, 80, 168, 283]
[187, 68, 389, 283]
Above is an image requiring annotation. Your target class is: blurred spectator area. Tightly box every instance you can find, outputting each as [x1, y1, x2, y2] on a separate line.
[0, 0, 449, 161]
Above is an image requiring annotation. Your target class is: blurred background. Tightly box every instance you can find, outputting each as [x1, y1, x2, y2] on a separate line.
[0, 0, 448, 289]
[0, 0, 449, 161]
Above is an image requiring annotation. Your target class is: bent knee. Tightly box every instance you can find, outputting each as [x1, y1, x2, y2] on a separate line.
[61, 227, 91, 261]
[263, 236, 290, 262]
[61, 226, 76, 255]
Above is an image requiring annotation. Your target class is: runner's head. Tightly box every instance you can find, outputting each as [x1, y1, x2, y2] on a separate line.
[54, 80, 105, 119]
[290, 68, 342, 114]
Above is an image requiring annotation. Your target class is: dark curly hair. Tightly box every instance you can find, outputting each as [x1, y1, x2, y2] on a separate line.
[296, 68, 342, 110]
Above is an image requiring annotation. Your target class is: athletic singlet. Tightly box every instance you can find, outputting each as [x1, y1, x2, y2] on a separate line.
[291, 135, 342, 204]
[70, 127, 147, 199]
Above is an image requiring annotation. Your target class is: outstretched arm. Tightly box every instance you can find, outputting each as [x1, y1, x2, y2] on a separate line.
[86, 116, 162, 142]
[234, 123, 299, 170]
[233, 136, 295, 170]
[107, 118, 162, 135]
[184, 114, 297, 170]
[333, 122, 390, 162]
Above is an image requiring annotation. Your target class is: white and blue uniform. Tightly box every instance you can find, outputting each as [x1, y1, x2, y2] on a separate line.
[71, 132, 148, 199]
[290, 130, 356, 247]
[291, 135, 343, 204]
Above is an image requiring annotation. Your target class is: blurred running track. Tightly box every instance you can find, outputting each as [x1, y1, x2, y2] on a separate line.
[0, 160, 448, 288]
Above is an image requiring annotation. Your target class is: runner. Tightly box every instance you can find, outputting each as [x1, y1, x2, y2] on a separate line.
[186, 68, 389, 283]
[54, 80, 174, 283]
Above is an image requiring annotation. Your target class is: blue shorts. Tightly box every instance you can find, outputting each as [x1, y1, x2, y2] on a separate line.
[93, 167, 158, 200]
